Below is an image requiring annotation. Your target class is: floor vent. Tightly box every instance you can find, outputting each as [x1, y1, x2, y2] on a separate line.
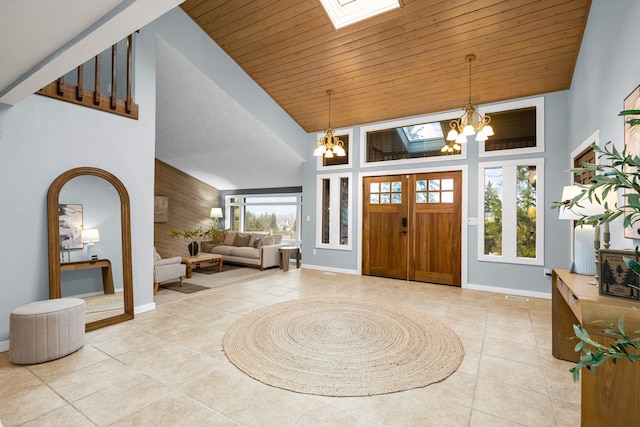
[505, 295, 529, 301]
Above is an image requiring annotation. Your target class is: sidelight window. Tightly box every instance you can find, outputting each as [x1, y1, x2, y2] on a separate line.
[317, 173, 352, 250]
[478, 159, 544, 265]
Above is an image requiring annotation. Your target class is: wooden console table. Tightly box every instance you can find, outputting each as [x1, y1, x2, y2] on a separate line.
[552, 268, 640, 426]
[60, 259, 114, 294]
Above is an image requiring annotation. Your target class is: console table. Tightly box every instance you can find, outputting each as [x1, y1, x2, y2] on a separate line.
[552, 268, 640, 426]
[60, 259, 114, 294]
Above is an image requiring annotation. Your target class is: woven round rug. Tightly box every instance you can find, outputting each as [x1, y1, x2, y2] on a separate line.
[222, 297, 465, 396]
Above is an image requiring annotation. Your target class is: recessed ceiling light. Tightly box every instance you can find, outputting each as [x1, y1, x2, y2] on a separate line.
[319, 0, 401, 29]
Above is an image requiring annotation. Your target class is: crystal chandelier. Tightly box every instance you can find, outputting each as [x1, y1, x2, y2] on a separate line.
[314, 90, 346, 158]
[446, 54, 494, 146]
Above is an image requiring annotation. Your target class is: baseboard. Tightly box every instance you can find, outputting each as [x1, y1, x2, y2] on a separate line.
[463, 282, 551, 300]
[0, 340, 8, 353]
[134, 302, 156, 314]
[302, 264, 359, 275]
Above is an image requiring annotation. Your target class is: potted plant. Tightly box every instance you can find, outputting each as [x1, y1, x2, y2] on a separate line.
[552, 109, 640, 380]
[169, 227, 202, 256]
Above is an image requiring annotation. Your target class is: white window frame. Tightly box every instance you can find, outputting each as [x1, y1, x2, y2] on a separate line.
[359, 111, 468, 168]
[478, 158, 545, 266]
[478, 97, 545, 158]
[316, 127, 354, 171]
[225, 193, 302, 244]
[316, 172, 352, 250]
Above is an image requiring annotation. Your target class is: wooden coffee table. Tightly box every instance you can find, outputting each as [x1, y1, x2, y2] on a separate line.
[181, 253, 223, 278]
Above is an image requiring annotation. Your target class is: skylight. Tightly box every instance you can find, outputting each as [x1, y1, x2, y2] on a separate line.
[401, 123, 444, 142]
[319, 0, 401, 29]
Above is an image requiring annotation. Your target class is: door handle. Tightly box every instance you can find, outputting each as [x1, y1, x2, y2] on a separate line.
[400, 230, 407, 234]
[402, 217, 407, 227]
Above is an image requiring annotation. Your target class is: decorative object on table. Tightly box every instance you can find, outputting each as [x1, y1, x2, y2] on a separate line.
[81, 228, 100, 260]
[209, 207, 223, 229]
[169, 228, 202, 256]
[445, 54, 494, 147]
[154, 196, 168, 223]
[58, 203, 83, 249]
[223, 297, 464, 397]
[557, 185, 617, 275]
[598, 249, 640, 300]
[623, 85, 640, 238]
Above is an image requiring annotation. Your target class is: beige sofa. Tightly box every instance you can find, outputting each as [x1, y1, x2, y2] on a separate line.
[200, 231, 287, 270]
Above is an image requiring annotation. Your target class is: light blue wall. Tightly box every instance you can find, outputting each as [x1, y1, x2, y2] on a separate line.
[0, 26, 158, 345]
[302, 92, 571, 296]
[568, 0, 640, 251]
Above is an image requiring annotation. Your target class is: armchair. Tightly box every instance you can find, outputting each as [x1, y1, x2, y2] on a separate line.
[153, 247, 186, 295]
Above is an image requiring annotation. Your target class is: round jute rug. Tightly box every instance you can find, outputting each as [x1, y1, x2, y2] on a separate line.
[222, 297, 465, 397]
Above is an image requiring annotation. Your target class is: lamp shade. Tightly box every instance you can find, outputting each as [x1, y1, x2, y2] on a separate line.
[81, 228, 100, 243]
[558, 185, 617, 220]
[210, 208, 223, 219]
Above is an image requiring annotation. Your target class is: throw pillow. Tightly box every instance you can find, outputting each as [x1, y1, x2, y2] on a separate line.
[234, 233, 251, 247]
[223, 230, 237, 245]
[273, 234, 283, 244]
[200, 241, 215, 253]
[262, 235, 275, 246]
[253, 237, 262, 248]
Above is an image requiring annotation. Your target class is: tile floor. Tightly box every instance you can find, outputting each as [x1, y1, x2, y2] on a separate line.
[0, 268, 580, 426]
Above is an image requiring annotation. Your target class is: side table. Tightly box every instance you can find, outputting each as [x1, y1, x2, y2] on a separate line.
[279, 246, 300, 272]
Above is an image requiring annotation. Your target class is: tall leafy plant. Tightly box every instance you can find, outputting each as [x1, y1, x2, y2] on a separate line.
[552, 110, 640, 381]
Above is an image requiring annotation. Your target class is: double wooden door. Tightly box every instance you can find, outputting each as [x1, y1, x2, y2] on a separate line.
[362, 171, 461, 286]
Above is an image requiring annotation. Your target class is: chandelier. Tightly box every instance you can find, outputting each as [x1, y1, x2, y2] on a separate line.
[314, 90, 346, 158]
[446, 54, 494, 146]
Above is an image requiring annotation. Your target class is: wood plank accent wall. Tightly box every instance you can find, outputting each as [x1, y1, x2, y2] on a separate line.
[154, 159, 221, 258]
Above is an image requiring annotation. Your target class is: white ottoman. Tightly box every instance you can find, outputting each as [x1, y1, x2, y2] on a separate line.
[9, 298, 85, 364]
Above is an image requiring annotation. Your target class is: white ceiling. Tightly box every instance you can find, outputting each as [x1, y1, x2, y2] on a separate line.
[0, 1, 304, 191]
[155, 39, 304, 190]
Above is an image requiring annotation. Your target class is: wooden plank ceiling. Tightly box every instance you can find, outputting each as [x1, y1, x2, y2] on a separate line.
[180, 0, 591, 133]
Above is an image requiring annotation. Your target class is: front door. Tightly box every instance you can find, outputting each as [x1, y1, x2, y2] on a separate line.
[362, 171, 462, 286]
[362, 175, 409, 279]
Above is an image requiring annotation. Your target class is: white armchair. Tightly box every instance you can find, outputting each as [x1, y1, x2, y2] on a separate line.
[153, 247, 186, 295]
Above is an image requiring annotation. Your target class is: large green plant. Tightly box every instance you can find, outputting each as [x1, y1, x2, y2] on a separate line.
[552, 110, 640, 381]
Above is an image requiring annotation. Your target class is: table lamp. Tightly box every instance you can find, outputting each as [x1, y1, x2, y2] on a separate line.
[210, 207, 223, 229]
[81, 228, 100, 260]
[558, 185, 616, 275]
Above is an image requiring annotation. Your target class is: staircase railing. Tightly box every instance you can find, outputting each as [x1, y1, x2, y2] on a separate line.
[37, 33, 138, 120]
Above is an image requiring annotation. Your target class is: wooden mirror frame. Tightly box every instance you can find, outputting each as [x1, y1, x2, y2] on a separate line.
[47, 167, 134, 331]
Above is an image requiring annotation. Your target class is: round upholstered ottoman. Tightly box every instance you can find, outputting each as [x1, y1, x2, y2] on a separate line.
[9, 298, 85, 365]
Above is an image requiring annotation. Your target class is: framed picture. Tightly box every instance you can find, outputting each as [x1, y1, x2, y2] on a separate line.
[623, 85, 640, 238]
[154, 196, 168, 223]
[59, 204, 83, 249]
[598, 249, 640, 300]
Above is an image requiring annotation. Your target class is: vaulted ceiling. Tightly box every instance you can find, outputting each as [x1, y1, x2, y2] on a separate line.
[181, 0, 592, 132]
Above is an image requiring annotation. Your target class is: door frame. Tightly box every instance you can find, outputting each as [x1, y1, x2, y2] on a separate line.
[356, 165, 468, 287]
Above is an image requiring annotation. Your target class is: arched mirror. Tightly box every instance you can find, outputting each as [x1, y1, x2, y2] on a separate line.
[48, 167, 133, 331]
